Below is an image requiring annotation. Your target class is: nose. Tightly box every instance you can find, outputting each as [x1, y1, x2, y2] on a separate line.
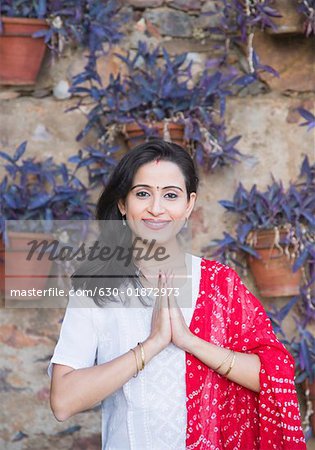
[147, 194, 165, 216]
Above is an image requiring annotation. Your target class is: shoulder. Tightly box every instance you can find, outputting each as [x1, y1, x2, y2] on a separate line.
[200, 259, 267, 328]
[67, 291, 98, 308]
[188, 254, 228, 271]
[189, 255, 249, 294]
[188, 255, 239, 285]
[55, 292, 99, 343]
[199, 258, 259, 303]
[199, 257, 235, 278]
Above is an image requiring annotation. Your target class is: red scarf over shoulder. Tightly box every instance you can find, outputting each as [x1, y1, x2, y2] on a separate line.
[186, 259, 306, 450]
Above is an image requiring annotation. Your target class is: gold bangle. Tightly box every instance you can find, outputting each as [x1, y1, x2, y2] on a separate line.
[223, 351, 236, 377]
[137, 342, 145, 371]
[214, 349, 233, 372]
[130, 348, 140, 378]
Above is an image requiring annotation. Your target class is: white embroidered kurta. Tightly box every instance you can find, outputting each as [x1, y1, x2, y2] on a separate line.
[48, 254, 201, 450]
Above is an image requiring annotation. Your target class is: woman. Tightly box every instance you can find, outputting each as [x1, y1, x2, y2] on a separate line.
[48, 139, 306, 449]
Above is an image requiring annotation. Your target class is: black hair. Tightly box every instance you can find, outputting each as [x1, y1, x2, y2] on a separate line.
[71, 139, 199, 307]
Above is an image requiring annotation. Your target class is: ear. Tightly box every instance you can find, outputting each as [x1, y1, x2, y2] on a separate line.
[117, 199, 126, 216]
[185, 192, 197, 218]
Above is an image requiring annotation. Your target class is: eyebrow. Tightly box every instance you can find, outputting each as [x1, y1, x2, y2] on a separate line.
[130, 184, 184, 192]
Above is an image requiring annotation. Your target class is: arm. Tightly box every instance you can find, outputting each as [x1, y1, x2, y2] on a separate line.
[174, 264, 306, 449]
[184, 334, 261, 392]
[50, 338, 159, 422]
[167, 271, 261, 393]
[50, 273, 171, 421]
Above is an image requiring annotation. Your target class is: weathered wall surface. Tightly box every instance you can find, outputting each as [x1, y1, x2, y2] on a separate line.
[0, 1, 314, 448]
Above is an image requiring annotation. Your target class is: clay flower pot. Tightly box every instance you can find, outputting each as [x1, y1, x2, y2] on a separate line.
[0, 231, 54, 297]
[246, 228, 302, 298]
[123, 121, 186, 149]
[0, 17, 49, 85]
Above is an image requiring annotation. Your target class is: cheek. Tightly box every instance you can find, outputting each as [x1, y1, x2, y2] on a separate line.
[127, 197, 146, 214]
[168, 200, 188, 215]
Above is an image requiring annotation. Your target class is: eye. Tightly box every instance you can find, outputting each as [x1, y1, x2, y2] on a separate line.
[135, 191, 178, 199]
[165, 192, 178, 199]
[136, 191, 150, 198]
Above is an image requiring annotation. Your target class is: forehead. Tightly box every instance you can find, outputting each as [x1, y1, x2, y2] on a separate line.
[133, 160, 185, 184]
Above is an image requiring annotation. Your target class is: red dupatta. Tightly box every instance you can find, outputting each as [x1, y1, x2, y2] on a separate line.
[186, 258, 306, 450]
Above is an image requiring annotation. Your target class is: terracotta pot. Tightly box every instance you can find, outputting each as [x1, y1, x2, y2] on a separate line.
[0, 231, 54, 297]
[123, 121, 186, 149]
[246, 229, 302, 298]
[0, 17, 49, 85]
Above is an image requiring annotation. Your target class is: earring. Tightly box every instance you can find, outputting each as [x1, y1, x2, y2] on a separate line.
[122, 215, 127, 226]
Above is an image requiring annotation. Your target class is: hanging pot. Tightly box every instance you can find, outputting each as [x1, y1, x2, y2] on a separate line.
[246, 228, 302, 298]
[123, 121, 186, 149]
[0, 231, 54, 297]
[0, 17, 49, 85]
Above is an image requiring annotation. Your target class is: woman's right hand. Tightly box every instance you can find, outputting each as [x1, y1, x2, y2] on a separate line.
[146, 271, 172, 354]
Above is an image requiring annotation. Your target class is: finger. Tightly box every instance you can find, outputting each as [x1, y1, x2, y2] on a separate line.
[163, 270, 172, 291]
[168, 271, 176, 308]
[166, 270, 172, 308]
[164, 269, 172, 292]
[153, 270, 162, 310]
[157, 269, 161, 289]
[169, 280, 183, 323]
[160, 272, 168, 309]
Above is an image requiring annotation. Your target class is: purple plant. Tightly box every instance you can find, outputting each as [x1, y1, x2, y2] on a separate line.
[268, 301, 315, 438]
[70, 41, 262, 172]
[268, 300, 315, 384]
[68, 143, 119, 188]
[0, 0, 47, 18]
[204, 0, 281, 40]
[0, 0, 123, 45]
[207, 110, 315, 401]
[0, 142, 95, 235]
[0, 0, 123, 80]
[206, 156, 315, 271]
[201, 0, 281, 77]
[297, 107, 315, 131]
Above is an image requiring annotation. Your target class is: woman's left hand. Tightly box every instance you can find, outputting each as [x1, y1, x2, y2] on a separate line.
[164, 271, 194, 352]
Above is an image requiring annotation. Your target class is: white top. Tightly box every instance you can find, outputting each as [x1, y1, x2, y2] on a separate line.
[48, 253, 202, 450]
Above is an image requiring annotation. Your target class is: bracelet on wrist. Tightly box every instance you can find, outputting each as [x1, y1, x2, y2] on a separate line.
[137, 342, 145, 371]
[214, 349, 233, 372]
[223, 351, 236, 377]
[130, 348, 140, 378]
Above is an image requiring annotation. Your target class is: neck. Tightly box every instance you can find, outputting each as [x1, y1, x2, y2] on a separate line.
[132, 235, 185, 271]
[131, 236, 188, 290]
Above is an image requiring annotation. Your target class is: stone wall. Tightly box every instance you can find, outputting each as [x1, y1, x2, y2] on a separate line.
[0, 1, 314, 448]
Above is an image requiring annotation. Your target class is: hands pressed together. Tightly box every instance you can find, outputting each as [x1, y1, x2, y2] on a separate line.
[149, 270, 194, 354]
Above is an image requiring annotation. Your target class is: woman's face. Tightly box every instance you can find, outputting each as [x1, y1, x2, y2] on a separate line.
[118, 160, 196, 245]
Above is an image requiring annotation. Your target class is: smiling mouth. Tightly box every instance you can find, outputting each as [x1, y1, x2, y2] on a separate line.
[142, 219, 171, 230]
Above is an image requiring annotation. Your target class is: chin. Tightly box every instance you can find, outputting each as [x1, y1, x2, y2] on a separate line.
[132, 224, 180, 245]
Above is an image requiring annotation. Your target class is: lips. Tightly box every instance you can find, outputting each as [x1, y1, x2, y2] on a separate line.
[142, 219, 171, 230]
